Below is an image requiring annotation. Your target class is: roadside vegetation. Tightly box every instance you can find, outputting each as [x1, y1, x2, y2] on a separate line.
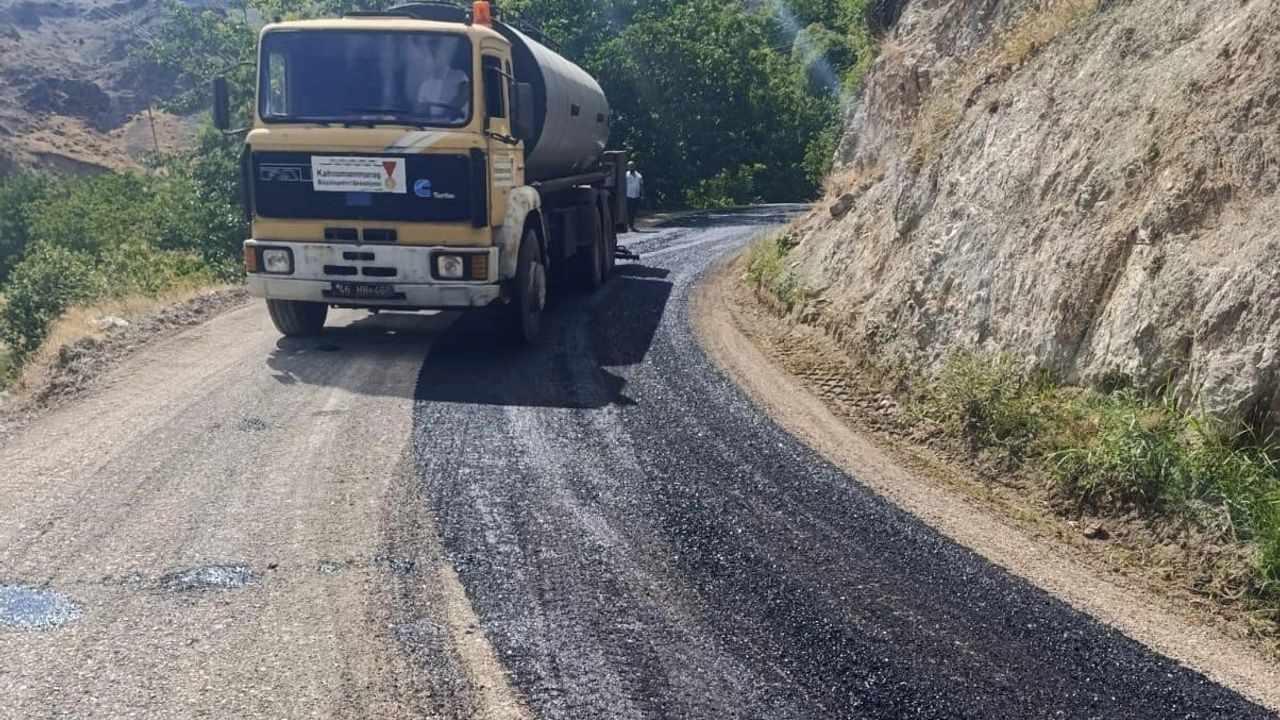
[925, 349, 1280, 596]
[745, 231, 810, 312]
[746, 235, 1280, 630]
[0, 134, 244, 388]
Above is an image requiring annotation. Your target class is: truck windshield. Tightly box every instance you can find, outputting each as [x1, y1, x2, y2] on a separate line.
[258, 29, 473, 128]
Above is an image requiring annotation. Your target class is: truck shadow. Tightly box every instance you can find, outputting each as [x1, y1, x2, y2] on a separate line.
[265, 310, 457, 394]
[412, 264, 673, 409]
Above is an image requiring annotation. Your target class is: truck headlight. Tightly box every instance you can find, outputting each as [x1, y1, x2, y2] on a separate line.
[262, 248, 293, 274]
[436, 255, 465, 279]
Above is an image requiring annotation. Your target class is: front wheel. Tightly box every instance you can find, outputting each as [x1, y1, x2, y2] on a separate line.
[266, 299, 327, 337]
[508, 228, 546, 345]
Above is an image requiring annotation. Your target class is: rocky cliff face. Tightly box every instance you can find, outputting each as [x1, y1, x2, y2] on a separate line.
[0, 0, 197, 173]
[792, 0, 1280, 429]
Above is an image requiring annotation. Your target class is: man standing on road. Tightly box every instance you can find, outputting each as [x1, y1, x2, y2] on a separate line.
[625, 160, 644, 231]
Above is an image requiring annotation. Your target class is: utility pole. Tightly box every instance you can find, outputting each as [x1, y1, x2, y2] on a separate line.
[146, 104, 160, 156]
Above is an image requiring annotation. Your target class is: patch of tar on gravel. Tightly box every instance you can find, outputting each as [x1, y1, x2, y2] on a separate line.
[377, 556, 419, 576]
[392, 619, 444, 643]
[159, 565, 259, 592]
[237, 417, 270, 432]
[0, 585, 83, 630]
[101, 572, 145, 587]
[316, 560, 352, 575]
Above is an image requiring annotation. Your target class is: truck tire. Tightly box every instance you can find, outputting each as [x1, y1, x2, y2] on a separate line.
[509, 227, 546, 344]
[266, 299, 327, 337]
[571, 211, 604, 291]
[600, 205, 616, 280]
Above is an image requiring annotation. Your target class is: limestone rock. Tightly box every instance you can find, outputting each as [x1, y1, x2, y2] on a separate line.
[792, 0, 1280, 430]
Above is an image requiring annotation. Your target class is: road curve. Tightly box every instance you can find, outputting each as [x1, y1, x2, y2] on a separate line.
[0, 207, 1274, 719]
[414, 206, 1276, 720]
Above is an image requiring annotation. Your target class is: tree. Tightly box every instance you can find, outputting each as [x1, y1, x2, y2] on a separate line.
[0, 172, 50, 284]
[593, 0, 837, 206]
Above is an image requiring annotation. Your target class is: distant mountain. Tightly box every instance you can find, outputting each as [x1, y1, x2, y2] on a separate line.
[0, 0, 202, 175]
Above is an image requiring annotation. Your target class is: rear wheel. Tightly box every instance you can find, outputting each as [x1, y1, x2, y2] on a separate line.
[600, 205, 616, 280]
[266, 299, 327, 337]
[508, 228, 546, 345]
[571, 210, 604, 291]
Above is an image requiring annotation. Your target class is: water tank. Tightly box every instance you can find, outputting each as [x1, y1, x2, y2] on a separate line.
[495, 24, 610, 182]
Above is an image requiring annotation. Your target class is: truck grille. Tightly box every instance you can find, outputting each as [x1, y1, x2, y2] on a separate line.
[251, 151, 474, 224]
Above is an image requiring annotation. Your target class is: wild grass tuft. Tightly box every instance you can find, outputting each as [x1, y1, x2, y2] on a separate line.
[996, 0, 1100, 69]
[922, 348, 1052, 464]
[746, 232, 811, 313]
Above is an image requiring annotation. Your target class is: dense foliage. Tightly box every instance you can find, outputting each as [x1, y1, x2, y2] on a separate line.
[501, 0, 892, 206]
[0, 135, 244, 373]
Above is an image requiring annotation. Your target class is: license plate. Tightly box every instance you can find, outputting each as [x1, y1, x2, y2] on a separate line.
[329, 282, 398, 300]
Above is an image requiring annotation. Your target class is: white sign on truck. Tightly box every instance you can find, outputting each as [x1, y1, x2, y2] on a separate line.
[311, 156, 407, 194]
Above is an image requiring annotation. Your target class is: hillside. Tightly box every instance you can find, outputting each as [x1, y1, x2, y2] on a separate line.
[0, 0, 198, 174]
[786, 0, 1280, 431]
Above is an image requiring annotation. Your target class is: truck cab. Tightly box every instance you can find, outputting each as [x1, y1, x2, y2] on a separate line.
[213, 1, 628, 343]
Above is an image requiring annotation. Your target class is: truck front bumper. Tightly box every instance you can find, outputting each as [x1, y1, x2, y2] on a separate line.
[245, 240, 502, 310]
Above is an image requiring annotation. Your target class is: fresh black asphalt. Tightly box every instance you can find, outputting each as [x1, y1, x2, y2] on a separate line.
[412, 206, 1276, 720]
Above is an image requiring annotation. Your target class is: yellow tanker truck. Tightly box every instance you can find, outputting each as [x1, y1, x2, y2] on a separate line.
[212, 1, 633, 343]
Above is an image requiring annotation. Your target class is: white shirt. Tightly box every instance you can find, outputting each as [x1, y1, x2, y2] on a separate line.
[415, 69, 469, 120]
[626, 170, 643, 199]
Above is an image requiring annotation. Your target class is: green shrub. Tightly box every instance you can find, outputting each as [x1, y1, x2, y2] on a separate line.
[149, 132, 249, 276]
[746, 232, 809, 311]
[0, 144, 247, 372]
[0, 242, 214, 366]
[0, 244, 104, 358]
[924, 348, 1048, 462]
[23, 156, 244, 279]
[687, 164, 768, 209]
[99, 244, 218, 297]
[25, 173, 161, 255]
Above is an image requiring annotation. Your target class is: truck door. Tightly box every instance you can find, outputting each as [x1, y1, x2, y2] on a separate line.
[481, 52, 519, 229]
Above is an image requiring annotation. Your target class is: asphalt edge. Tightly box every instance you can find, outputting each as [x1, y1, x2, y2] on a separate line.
[689, 249, 1280, 715]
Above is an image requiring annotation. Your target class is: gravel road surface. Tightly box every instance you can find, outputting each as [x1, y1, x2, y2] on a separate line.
[0, 206, 1273, 719]
[0, 309, 524, 718]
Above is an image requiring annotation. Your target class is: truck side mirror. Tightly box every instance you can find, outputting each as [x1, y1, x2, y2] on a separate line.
[512, 82, 535, 142]
[212, 76, 231, 131]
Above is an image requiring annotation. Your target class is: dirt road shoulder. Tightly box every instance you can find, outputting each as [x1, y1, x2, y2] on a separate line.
[692, 251, 1280, 714]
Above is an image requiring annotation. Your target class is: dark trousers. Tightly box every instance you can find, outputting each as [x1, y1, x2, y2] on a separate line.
[627, 197, 639, 229]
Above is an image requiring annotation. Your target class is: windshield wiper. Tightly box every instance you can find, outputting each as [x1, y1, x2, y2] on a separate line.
[349, 106, 414, 115]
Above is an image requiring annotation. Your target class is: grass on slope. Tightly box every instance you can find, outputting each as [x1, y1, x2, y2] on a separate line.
[925, 347, 1280, 599]
[745, 229, 1280, 625]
